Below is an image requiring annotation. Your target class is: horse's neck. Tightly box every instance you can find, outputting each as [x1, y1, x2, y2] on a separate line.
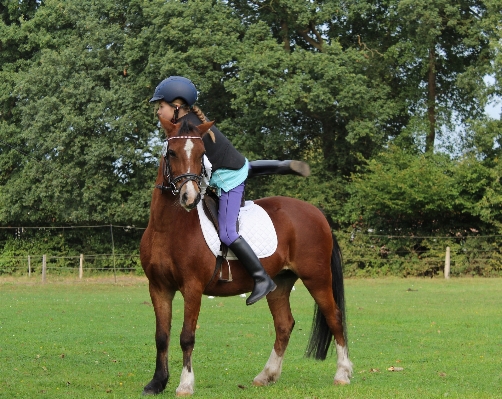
[148, 168, 197, 230]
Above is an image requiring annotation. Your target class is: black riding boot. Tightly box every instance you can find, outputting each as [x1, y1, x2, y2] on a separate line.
[248, 160, 310, 178]
[229, 236, 277, 305]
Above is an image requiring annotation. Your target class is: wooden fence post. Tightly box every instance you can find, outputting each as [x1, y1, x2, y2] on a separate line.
[79, 254, 84, 279]
[444, 246, 450, 279]
[42, 255, 47, 283]
[110, 225, 117, 283]
[28, 255, 31, 277]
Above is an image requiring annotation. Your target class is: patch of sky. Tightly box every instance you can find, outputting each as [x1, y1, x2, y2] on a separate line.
[484, 75, 501, 119]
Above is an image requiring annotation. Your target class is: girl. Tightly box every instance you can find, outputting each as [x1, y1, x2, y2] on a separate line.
[150, 76, 310, 305]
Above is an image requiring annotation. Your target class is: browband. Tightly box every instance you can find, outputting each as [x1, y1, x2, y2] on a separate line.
[168, 136, 202, 141]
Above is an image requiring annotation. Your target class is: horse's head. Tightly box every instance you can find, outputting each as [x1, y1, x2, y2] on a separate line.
[158, 115, 214, 211]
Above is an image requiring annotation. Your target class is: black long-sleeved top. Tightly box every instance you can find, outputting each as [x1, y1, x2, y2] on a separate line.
[181, 112, 246, 172]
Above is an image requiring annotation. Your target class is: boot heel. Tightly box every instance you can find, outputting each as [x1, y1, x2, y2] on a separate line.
[246, 279, 276, 306]
[228, 236, 276, 306]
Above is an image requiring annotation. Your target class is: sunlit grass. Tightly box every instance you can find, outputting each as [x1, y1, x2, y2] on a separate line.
[0, 277, 501, 398]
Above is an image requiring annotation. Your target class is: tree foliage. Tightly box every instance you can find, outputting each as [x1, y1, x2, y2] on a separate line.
[1, 0, 157, 225]
[343, 145, 495, 234]
[0, 0, 501, 242]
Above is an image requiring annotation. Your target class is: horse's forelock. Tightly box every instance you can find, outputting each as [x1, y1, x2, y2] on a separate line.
[177, 119, 200, 137]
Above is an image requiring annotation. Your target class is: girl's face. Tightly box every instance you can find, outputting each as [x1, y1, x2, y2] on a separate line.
[156, 99, 189, 122]
[156, 100, 175, 121]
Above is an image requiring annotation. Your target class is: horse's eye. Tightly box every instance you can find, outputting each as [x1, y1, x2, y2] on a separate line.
[168, 149, 176, 158]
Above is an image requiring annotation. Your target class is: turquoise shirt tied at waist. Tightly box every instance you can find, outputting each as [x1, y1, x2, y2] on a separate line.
[209, 159, 249, 196]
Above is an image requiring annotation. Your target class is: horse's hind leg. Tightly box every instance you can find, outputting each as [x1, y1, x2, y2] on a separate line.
[304, 281, 353, 385]
[301, 237, 352, 385]
[333, 338, 352, 385]
[253, 272, 298, 386]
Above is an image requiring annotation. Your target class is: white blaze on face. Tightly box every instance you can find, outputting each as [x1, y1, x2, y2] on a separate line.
[181, 139, 198, 208]
[184, 139, 194, 172]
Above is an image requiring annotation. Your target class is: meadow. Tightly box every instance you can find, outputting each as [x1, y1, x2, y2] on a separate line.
[0, 276, 501, 399]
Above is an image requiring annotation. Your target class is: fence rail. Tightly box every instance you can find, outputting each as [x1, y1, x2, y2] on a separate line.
[340, 231, 502, 277]
[2, 226, 502, 279]
[0, 253, 141, 282]
[0, 224, 144, 281]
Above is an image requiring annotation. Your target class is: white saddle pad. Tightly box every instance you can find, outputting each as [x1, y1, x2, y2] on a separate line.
[197, 200, 278, 260]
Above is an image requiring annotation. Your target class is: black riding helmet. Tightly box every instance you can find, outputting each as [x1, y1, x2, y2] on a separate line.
[149, 76, 198, 106]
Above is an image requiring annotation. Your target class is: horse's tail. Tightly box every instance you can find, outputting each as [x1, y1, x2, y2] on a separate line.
[305, 233, 348, 360]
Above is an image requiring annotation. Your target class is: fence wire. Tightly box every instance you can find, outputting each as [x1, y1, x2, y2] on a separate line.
[0, 225, 144, 279]
[1, 226, 502, 278]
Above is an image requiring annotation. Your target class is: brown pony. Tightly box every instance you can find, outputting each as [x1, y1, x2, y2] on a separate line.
[140, 116, 353, 396]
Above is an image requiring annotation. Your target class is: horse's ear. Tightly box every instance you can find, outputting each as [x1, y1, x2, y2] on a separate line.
[159, 115, 177, 138]
[196, 121, 215, 136]
[197, 121, 215, 142]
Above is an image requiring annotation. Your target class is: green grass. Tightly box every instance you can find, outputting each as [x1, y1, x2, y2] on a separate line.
[0, 277, 501, 398]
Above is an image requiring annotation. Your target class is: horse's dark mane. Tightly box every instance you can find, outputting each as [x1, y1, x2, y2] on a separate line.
[178, 118, 199, 137]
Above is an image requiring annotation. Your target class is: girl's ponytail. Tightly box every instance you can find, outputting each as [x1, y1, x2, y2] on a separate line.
[193, 105, 216, 142]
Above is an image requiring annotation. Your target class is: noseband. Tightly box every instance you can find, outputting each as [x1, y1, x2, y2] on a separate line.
[155, 136, 206, 195]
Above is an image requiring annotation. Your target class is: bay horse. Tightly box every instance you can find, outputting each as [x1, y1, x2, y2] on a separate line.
[140, 116, 353, 396]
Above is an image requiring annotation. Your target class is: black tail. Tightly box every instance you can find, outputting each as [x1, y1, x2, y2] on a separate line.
[305, 233, 348, 360]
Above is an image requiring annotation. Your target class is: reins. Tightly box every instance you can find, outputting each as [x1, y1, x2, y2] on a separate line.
[155, 136, 206, 195]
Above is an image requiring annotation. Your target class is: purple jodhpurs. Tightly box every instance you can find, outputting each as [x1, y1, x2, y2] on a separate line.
[218, 182, 245, 246]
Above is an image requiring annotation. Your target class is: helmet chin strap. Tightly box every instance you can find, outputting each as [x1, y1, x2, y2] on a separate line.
[168, 102, 190, 123]
[170, 104, 180, 123]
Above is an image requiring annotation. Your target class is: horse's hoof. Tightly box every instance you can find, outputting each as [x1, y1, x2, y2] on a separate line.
[175, 390, 193, 397]
[334, 379, 350, 385]
[142, 380, 167, 395]
[253, 375, 276, 386]
[142, 388, 158, 396]
[142, 387, 163, 396]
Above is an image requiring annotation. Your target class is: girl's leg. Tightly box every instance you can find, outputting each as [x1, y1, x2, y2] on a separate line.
[248, 160, 310, 178]
[217, 183, 244, 247]
[218, 183, 276, 305]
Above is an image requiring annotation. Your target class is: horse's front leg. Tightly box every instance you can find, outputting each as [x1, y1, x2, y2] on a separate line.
[175, 291, 202, 396]
[143, 283, 175, 396]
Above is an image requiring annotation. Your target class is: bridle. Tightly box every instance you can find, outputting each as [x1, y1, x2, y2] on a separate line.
[155, 136, 206, 195]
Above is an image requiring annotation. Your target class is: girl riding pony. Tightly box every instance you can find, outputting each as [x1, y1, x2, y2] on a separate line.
[150, 76, 310, 305]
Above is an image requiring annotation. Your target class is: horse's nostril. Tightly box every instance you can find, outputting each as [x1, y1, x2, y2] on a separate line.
[182, 192, 189, 203]
[191, 194, 201, 208]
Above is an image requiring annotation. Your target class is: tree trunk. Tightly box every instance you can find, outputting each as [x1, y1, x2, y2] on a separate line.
[426, 45, 436, 152]
[320, 119, 338, 173]
[281, 21, 290, 52]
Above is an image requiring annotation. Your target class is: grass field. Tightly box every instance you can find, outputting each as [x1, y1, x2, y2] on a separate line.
[0, 276, 501, 398]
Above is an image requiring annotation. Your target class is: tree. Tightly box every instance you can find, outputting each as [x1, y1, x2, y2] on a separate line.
[1, 0, 501, 234]
[226, 0, 398, 178]
[0, 0, 156, 225]
[343, 145, 493, 234]
[122, 0, 244, 124]
[336, 0, 496, 152]
[0, 0, 42, 198]
[0, 0, 251, 225]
